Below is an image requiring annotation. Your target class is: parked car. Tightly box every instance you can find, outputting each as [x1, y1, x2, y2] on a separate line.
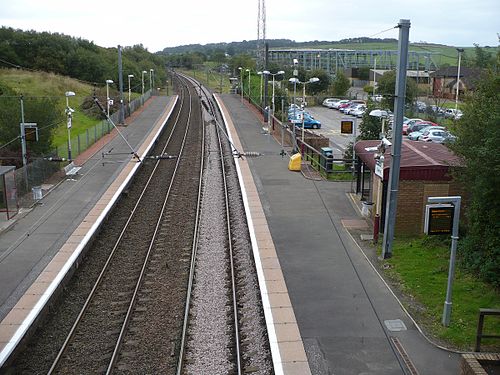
[402, 118, 424, 135]
[340, 100, 365, 113]
[289, 112, 321, 129]
[444, 108, 463, 120]
[344, 103, 363, 115]
[420, 128, 456, 143]
[406, 120, 440, 135]
[415, 101, 427, 112]
[371, 94, 383, 102]
[351, 105, 366, 118]
[408, 125, 445, 141]
[322, 98, 341, 108]
[331, 99, 350, 109]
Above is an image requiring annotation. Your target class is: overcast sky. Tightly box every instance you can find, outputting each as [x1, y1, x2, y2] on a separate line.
[1, 0, 498, 52]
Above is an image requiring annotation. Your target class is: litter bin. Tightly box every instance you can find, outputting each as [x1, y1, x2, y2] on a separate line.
[32, 186, 42, 201]
[320, 147, 333, 172]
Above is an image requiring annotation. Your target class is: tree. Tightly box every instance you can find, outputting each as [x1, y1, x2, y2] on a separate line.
[376, 70, 417, 111]
[358, 102, 383, 140]
[472, 44, 495, 69]
[306, 69, 329, 95]
[448, 70, 500, 287]
[331, 71, 350, 96]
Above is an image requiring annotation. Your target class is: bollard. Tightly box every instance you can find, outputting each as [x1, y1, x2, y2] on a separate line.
[373, 214, 380, 243]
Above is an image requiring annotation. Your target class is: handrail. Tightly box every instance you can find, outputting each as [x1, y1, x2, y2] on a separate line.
[475, 308, 500, 352]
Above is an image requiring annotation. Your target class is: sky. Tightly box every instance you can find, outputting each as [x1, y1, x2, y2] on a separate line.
[0, 0, 498, 52]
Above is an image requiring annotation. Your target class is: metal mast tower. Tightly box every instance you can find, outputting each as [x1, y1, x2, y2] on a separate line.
[257, 0, 266, 68]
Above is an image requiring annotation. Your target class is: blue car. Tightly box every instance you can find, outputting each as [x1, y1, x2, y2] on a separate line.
[288, 112, 321, 129]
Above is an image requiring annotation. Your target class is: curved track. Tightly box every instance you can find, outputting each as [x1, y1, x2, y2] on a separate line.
[8, 73, 272, 375]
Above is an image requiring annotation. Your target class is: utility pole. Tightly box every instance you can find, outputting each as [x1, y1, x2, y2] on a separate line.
[263, 42, 269, 123]
[118, 45, 125, 125]
[381, 19, 411, 259]
[19, 95, 27, 167]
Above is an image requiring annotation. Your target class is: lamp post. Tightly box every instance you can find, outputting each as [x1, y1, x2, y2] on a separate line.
[106, 79, 113, 118]
[128, 74, 134, 105]
[373, 56, 377, 97]
[257, 71, 263, 107]
[288, 77, 319, 151]
[65, 91, 76, 161]
[263, 70, 285, 119]
[238, 67, 243, 101]
[246, 69, 251, 100]
[149, 69, 154, 95]
[141, 70, 147, 104]
[455, 48, 464, 114]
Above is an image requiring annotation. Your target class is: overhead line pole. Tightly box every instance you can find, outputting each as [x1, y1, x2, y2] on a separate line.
[381, 19, 411, 259]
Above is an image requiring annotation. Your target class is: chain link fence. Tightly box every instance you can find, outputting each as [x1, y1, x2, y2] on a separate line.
[13, 90, 153, 208]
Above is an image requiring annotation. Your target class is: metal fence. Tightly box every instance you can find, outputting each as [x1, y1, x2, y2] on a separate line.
[13, 90, 153, 207]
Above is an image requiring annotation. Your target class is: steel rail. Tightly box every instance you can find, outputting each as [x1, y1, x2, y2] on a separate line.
[105, 75, 197, 374]
[174, 74, 207, 375]
[175, 74, 242, 374]
[47, 79, 188, 375]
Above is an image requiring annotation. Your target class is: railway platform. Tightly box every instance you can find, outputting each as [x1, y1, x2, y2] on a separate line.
[0, 95, 177, 365]
[217, 94, 460, 375]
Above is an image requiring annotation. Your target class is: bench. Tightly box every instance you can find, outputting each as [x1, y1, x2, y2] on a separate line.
[64, 162, 82, 177]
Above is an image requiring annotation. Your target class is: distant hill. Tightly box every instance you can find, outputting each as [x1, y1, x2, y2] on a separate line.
[160, 37, 499, 67]
[160, 37, 399, 55]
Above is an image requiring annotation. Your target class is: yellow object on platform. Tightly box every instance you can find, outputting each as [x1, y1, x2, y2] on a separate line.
[288, 153, 302, 171]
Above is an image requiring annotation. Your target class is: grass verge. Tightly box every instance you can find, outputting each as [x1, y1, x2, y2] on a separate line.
[380, 236, 500, 351]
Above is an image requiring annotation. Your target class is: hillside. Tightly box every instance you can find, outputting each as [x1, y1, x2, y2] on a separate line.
[0, 68, 115, 155]
[160, 38, 498, 67]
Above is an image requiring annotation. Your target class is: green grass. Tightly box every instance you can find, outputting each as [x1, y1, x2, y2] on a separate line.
[0, 68, 101, 150]
[381, 236, 500, 350]
[178, 68, 232, 93]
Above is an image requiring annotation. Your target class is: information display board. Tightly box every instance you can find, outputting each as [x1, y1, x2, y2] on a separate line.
[341, 120, 353, 134]
[424, 204, 454, 235]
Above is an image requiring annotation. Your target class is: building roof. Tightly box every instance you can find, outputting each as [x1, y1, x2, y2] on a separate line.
[430, 66, 482, 78]
[354, 140, 462, 181]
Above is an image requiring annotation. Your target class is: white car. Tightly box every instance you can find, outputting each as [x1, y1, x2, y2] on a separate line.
[322, 98, 341, 108]
[351, 105, 366, 118]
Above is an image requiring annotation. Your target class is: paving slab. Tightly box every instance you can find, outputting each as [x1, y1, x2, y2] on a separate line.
[220, 94, 459, 375]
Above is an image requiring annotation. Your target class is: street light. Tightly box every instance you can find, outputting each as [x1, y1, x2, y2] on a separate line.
[128, 74, 134, 105]
[141, 70, 147, 104]
[373, 56, 377, 97]
[263, 70, 285, 119]
[149, 69, 154, 94]
[246, 69, 251, 99]
[65, 91, 76, 161]
[238, 67, 243, 101]
[105, 79, 113, 118]
[288, 77, 319, 151]
[257, 71, 264, 107]
[455, 48, 464, 114]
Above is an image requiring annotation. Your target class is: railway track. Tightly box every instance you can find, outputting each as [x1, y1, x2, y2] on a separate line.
[7, 73, 272, 374]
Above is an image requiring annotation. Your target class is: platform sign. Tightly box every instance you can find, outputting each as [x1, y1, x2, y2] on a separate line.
[290, 112, 303, 124]
[424, 204, 454, 235]
[341, 120, 353, 134]
[22, 123, 38, 142]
